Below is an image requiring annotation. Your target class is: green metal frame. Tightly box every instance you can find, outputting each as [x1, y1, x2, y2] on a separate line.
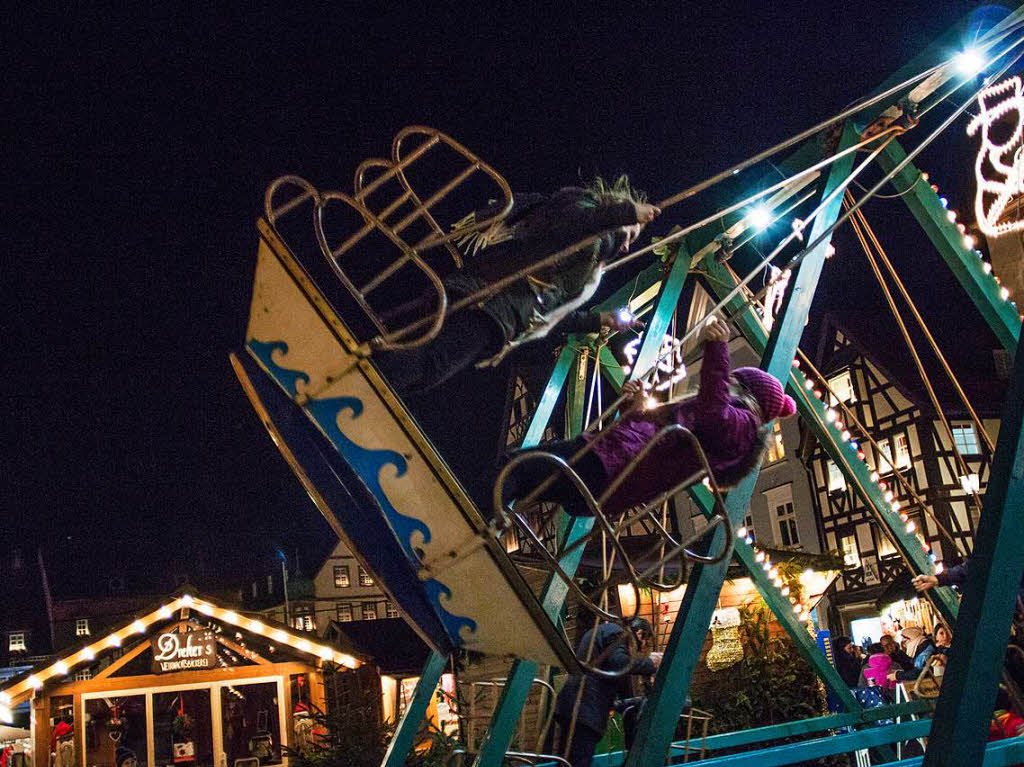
[376, 10, 1024, 767]
[621, 122, 860, 767]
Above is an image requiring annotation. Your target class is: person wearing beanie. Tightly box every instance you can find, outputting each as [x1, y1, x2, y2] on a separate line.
[499, 316, 797, 517]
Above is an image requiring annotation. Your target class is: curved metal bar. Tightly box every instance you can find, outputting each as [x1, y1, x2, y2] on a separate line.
[264, 175, 321, 226]
[393, 126, 514, 253]
[447, 750, 572, 767]
[312, 190, 449, 351]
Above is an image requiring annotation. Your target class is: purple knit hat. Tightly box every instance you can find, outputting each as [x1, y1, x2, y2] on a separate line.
[732, 367, 797, 421]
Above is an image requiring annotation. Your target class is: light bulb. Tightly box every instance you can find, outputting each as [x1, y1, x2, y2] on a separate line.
[736, 526, 747, 539]
[223, 611, 240, 625]
[884, 491, 894, 503]
[198, 603, 213, 615]
[841, 430, 851, 441]
[181, 594, 194, 606]
[746, 204, 773, 231]
[54, 661, 69, 676]
[132, 620, 146, 634]
[891, 500, 900, 512]
[273, 630, 288, 643]
[793, 604, 803, 614]
[870, 471, 880, 483]
[936, 562, 945, 574]
[107, 635, 121, 648]
[947, 210, 957, 223]
[755, 551, 765, 562]
[0, 693, 9, 706]
[745, 536, 754, 545]
[983, 261, 993, 274]
[781, 587, 790, 596]
[82, 647, 95, 661]
[963, 234, 975, 249]
[953, 48, 984, 77]
[769, 568, 779, 579]
[28, 676, 42, 690]
[826, 409, 837, 423]
[249, 620, 265, 634]
[825, 244, 836, 259]
[939, 197, 949, 208]
[1001, 287, 1011, 301]
[644, 396, 659, 410]
[804, 379, 814, 390]
[617, 308, 634, 325]
[906, 521, 916, 533]
[159, 605, 172, 619]
[318, 645, 333, 661]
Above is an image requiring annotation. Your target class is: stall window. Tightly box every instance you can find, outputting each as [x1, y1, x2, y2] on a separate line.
[85, 695, 148, 767]
[333, 565, 350, 588]
[222, 682, 282, 767]
[76, 618, 91, 636]
[153, 689, 214, 767]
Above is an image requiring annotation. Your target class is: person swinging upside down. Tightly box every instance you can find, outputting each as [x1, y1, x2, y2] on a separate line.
[500, 316, 797, 516]
[375, 177, 659, 393]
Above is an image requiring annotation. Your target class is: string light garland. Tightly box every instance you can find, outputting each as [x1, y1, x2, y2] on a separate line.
[0, 593, 359, 719]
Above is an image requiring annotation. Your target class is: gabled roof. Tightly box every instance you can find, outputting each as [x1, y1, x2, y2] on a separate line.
[813, 312, 1006, 418]
[0, 589, 359, 721]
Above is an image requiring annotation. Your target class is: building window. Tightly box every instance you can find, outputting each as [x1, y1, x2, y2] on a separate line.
[385, 601, 399, 619]
[74, 669, 92, 681]
[840, 535, 860, 568]
[251, 581, 258, 599]
[827, 461, 846, 492]
[877, 440, 895, 473]
[333, 565, 350, 588]
[336, 603, 353, 622]
[358, 567, 374, 587]
[877, 530, 897, 558]
[774, 502, 800, 547]
[292, 609, 315, 632]
[75, 618, 90, 637]
[952, 423, 980, 455]
[828, 370, 856, 406]
[363, 603, 378, 620]
[743, 513, 755, 543]
[8, 633, 26, 652]
[894, 432, 911, 469]
[765, 421, 785, 463]
[267, 574, 274, 595]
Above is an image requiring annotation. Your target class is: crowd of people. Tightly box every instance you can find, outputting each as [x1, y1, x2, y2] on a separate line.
[834, 626, 953, 700]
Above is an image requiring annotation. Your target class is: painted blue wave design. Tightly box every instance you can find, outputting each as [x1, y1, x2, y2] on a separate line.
[249, 340, 310, 397]
[422, 579, 478, 641]
[248, 338, 477, 642]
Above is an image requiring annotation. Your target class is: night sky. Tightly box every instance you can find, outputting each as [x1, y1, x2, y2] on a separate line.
[5, 3, 1009, 594]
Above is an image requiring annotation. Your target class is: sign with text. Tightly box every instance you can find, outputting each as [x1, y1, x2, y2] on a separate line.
[151, 630, 216, 674]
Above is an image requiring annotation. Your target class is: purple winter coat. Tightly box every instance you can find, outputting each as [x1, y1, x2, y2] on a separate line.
[583, 340, 761, 515]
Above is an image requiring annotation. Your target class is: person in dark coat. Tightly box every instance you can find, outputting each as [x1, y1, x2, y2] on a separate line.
[376, 178, 659, 393]
[552, 619, 662, 767]
[834, 635, 864, 688]
[500, 316, 796, 517]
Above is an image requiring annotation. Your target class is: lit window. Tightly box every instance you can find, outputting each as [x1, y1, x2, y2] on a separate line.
[333, 565, 350, 588]
[827, 461, 846, 492]
[292, 610, 315, 632]
[894, 433, 911, 469]
[75, 619, 90, 637]
[74, 669, 92, 681]
[841, 536, 860, 568]
[952, 423, 980, 455]
[358, 567, 374, 587]
[877, 440, 895, 473]
[363, 603, 378, 620]
[385, 601, 399, 619]
[774, 502, 800, 547]
[828, 370, 856, 406]
[336, 603, 352, 622]
[8, 633, 26, 652]
[743, 513, 755, 543]
[877, 530, 897, 558]
[765, 421, 785, 463]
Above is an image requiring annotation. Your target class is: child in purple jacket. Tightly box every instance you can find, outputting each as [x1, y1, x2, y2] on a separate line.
[499, 317, 797, 517]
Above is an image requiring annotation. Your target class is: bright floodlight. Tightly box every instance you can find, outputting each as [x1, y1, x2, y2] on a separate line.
[954, 48, 984, 76]
[746, 204, 773, 232]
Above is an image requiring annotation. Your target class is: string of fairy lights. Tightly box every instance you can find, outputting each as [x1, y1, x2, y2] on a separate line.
[0, 593, 358, 723]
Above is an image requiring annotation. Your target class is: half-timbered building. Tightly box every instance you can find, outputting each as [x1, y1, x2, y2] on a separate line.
[803, 314, 1004, 635]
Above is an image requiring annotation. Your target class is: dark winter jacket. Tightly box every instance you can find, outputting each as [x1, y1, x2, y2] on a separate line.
[445, 187, 639, 365]
[887, 648, 915, 672]
[554, 623, 656, 735]
[834, 636, 864, 688]
[583, 340, 763, 515]
[937, 558, 1024, 608]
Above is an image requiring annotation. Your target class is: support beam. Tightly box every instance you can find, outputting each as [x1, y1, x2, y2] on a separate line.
[924, 306, 1024, 763]
[474, 252, 692, 767]
[623, 123, 860, 767]
[381, 651, 448, 767]
[702, 258, 960, 622]
[877, 139, 1021, 351]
